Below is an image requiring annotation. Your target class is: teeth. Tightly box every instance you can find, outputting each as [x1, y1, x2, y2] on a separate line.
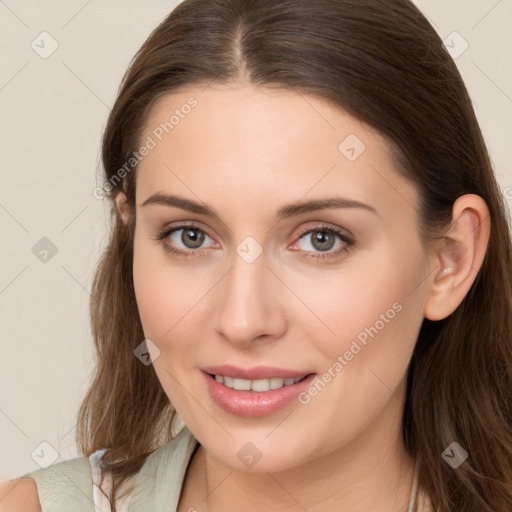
[251, 379, 271, 392]
[270, 377, 284, 389]
[214, 374, 304, 392]
[233, 378, 252, 391]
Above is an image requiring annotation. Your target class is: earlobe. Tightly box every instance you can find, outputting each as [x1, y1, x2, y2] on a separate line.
[115, 192, 132, 225]
[424, 194, 490, 321]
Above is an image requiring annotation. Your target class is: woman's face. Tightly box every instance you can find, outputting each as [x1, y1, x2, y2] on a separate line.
[129, 84, 432, 472]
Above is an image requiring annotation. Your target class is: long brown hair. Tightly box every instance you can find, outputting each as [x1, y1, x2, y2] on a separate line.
[76, 0, 512, 509]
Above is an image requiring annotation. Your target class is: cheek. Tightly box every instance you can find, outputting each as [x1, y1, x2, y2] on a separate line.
[132, 232, 214, 363]
[132, 242, 169, 340]
[131, 234, 210, 419]
[304, 239, 427, 387]
[133, 231, 188, 334]
[290, 245, 427, 449]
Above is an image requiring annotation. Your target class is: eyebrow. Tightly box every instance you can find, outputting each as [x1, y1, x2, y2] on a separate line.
[141, 193, 378, 221]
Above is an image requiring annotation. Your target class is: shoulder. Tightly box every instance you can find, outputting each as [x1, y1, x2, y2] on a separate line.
[3, 455, 95, 511]
[0, 478, 41, 512]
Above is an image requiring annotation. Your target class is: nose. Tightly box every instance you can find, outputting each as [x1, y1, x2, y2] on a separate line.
[214, 247, 287, 348]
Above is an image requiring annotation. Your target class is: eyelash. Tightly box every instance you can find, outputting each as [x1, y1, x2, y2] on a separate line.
[153, 222, 355, 261]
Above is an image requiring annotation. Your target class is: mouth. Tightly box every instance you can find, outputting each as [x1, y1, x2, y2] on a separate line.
[201, 368, 317, 417]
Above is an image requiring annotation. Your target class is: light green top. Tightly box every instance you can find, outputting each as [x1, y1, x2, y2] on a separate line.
[22, 425, 199, 511]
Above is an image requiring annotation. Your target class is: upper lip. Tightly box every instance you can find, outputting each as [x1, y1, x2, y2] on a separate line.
[201, 364, 314, 380]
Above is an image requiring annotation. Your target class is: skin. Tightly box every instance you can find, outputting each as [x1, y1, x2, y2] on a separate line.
[115, 84, 490, 512]
[0, 480, 40, 511]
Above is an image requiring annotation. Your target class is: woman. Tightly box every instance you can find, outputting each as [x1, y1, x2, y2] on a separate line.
[2, 0, 511, 510]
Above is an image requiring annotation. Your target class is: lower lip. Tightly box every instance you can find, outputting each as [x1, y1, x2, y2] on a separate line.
[202, 371, 317, 417]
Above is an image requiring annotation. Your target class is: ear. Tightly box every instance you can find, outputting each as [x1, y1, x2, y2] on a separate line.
[114, 192, 132, 226]
[423, 194, 490, 321]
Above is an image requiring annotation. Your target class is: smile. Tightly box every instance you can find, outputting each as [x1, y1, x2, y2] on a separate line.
[202, 369, 317, 417]
[212, 374, 307, 392]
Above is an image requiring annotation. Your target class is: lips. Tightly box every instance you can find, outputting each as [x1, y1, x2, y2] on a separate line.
[201, 365, 317, 417]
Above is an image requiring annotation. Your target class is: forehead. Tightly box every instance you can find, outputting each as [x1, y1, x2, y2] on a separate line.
[136, 84, 419, 223]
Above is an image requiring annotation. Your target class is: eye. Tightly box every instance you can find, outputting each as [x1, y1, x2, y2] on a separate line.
[291, 224, 355, 261]
[154, 223, 215, 258]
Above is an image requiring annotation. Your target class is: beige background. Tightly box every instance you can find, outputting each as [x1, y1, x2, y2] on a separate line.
[1, 0, 511, 480]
